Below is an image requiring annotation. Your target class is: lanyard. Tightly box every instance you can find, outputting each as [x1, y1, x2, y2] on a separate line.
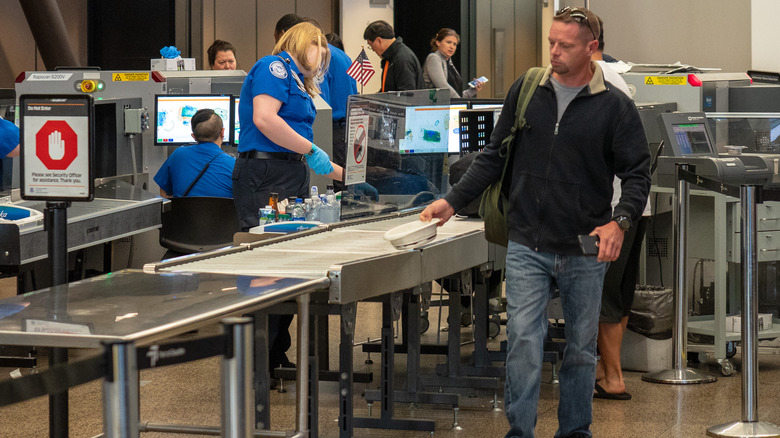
[277, 55, 307, 94]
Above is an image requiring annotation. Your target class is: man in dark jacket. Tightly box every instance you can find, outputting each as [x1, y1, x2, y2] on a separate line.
[363, 20, 424, 92]
[421, 7, 650, 438]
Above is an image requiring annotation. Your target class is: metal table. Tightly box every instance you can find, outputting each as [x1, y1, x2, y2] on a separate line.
[0, 269, 328, 437]
[0, 180, 162, 267]
[145, 211, 504, 437]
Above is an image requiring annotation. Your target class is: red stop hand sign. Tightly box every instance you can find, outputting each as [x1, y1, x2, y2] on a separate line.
[35, 120, 78, 170]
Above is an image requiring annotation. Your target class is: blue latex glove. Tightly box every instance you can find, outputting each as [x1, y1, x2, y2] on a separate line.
[160, 46, 181, 59]
[305, 144, 334, 175]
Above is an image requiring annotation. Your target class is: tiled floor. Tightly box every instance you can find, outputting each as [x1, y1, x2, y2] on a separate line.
[2, 300, 780, 437]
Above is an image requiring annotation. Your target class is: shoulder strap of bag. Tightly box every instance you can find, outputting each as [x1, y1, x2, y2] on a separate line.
[497, 67, 546, 180]
[181, 153, 222, 197]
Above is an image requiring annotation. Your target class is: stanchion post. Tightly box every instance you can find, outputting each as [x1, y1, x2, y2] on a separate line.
[47, 201, 70, 438]
[221, 317, 254, 438]
[102, 341, 139, 438]
[707, 185, 780, 438]
[643, 163, 717, 384]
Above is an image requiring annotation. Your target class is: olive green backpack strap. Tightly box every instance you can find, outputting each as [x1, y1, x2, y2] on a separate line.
[479, 67, 546, 246]
[498, 66, 546, 177]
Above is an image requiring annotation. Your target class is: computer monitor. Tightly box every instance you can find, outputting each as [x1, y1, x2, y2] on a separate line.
[470, 104, 503, 127]
[399, 104, 467, 154]
[154, 94, 233, 146]
[658, 112, 717, 157]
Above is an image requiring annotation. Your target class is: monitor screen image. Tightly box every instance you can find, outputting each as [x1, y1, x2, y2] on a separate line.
[399, 105, 467, 154]
[155, 94, 233, 145]
[671, 122, 714, 155]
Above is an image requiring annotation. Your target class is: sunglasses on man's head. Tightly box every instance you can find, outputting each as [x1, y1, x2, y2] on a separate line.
[554, 6, 598, 41]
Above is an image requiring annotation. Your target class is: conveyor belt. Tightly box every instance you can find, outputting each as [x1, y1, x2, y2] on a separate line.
[145, 212, 499, 303]
[0, 180, 162, 266]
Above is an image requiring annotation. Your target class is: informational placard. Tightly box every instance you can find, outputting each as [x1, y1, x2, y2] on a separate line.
[345, 104, 369, 185]
[20, 94, 94, 201]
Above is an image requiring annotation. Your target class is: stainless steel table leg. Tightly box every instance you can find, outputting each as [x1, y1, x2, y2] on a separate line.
[102, 341, 139, 438]
[221, 317, 254, 438]
[644, 164, 717, 384]
[295, 293, 311, 437]
[707, 185, 780, 438]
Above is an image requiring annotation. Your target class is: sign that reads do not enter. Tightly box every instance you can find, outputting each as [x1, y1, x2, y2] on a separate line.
[20, 94, 94, 201]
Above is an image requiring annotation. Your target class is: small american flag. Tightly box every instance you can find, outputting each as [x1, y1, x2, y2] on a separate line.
[346, 49, 375, 86]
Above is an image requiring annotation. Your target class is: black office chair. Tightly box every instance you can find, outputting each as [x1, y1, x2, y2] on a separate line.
[159, 196, 240, 259]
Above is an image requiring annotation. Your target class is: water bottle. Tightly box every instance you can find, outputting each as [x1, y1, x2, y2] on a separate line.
[310, 195, 322, 221]
[292, 198, 305, 221]
[310, 185, 319, 199]
[304, 198, 314, 221]
[334, 192, 341, 222]
[319, 194, 334, 223]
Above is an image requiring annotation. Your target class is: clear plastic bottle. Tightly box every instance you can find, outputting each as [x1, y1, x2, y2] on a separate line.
[319, 194, 334, 223]
[310, 195, 322, 222]
[304, 198, 314, 221]
[310, 185, 319, 199]
[334, 192, 341, 222]
[291, 198, 305, 221]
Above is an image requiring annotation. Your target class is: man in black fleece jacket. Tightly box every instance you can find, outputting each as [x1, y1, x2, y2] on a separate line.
[421, 7, 650, 438]
[363, 20, 424, 92]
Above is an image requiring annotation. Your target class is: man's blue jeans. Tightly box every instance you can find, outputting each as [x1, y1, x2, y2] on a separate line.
[503, 241, 607, 438]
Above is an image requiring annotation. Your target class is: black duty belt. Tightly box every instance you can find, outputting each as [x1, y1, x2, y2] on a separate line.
[239, 151, 305, 161]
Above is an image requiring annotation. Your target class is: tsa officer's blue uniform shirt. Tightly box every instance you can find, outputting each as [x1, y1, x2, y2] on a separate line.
[238, 51, 316, 154]
[0, 118, 19, 158]
[153, 142, 235, 198]
[320, 44, 358, 121]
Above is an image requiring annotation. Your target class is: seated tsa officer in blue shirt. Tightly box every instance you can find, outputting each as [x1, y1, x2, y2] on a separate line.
[233, 22, 343, 231]
[153, 108, 235, 198]
[0, 118, 21, 158]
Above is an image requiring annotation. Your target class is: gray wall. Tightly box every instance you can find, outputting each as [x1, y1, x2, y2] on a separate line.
[571, 0, 752, 72]
[0, 0, 757, 89]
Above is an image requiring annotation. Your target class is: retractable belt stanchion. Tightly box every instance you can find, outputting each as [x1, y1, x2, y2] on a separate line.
[643, 164, 717, 384]
[47, 201, 71, 438]
[707, 185, 780, 438]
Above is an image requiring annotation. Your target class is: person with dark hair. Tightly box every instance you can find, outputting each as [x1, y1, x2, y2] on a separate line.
[595, 17, 617, 63]
[207, 40, 237, 70]
[591, 13, 651, 402]
[420, 7, 650, 437]
[153, 108, 234, 199]
[325, 32, 344, 51]
[274, 13, 305, 42]
[423, 28, 483, 98]
[363, 20, 423, 92]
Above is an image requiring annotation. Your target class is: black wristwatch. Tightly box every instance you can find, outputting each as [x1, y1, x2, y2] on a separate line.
[307, 144, 316, 156]
[612, 215, 631, 232]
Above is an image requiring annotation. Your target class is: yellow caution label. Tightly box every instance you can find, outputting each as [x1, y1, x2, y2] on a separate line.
[644, 76, 687, 86]
[112, 73, 149, 82]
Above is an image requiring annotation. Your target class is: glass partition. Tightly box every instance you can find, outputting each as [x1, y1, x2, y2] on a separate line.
[706, 113, 780, 154]
[342, 89, 452, 219]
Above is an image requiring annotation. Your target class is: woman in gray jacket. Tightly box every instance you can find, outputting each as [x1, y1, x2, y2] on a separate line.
[423, 28, 483, 98]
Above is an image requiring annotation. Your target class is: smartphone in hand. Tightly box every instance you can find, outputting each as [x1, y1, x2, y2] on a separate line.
[468, 76, 489, 88]
[578, 235, 599, 255]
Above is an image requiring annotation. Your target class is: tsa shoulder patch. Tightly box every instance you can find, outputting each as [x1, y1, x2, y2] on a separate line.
[269, 61, 288, 79]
